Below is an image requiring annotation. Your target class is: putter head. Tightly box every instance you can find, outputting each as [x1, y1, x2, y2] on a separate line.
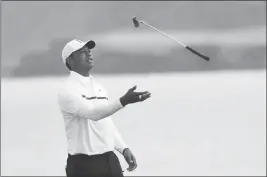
[132, 16, 140, 28]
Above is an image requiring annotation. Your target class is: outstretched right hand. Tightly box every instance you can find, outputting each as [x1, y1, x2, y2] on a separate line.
[120, 85, 151, 107]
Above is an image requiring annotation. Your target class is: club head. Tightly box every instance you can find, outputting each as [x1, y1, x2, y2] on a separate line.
[132, 16, 140, 28]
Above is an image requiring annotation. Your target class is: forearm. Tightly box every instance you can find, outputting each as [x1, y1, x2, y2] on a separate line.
[77, 100, 124, 121]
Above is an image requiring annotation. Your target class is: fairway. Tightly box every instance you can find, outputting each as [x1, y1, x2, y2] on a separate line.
[1, 71, 266, 176]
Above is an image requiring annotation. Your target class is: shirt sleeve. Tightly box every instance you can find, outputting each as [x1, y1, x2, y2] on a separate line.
[110, 120, 128, 154]
[58, 85, 124, 121]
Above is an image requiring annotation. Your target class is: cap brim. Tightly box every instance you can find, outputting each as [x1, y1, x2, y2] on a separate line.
[85, 40, 96, 49]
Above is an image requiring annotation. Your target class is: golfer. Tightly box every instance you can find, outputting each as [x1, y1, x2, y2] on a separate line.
[58, 39, 151, 176]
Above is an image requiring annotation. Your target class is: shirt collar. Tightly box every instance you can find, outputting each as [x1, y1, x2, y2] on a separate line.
[69, 71, 93, 85]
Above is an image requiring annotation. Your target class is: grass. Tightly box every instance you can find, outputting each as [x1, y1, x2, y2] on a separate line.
[1, 70, 266, 176]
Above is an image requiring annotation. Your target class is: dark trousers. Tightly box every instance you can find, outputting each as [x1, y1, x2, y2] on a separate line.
[66, 151, 124, 177]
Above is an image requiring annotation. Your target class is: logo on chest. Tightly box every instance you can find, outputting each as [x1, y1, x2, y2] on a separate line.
[82, 95, 108, 100]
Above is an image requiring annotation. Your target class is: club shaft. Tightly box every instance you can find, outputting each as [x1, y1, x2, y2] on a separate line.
[137, 19, 209, 61]
[140, 21, 186, 47]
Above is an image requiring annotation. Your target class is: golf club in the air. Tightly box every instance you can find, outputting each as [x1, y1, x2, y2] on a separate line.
[132, 16, 210, 61]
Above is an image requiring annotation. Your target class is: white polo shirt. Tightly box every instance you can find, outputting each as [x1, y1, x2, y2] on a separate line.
[58, 71, 128, 155]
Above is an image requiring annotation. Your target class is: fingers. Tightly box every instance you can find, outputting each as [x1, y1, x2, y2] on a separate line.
[135, 91, 149, 95]
[134, 91, 151, 101]
[128, 86, 149, 95]
[127, 156, 137, 172]
[138, 92, 151, 101]
[131, 156, 137, 171]
[128, 85, 137, 92]
[127, 163, 137, 172]
[128, 85, 150, 95]
[123, 150, 137, 172]
[125, 85, 151, 104]
[125, 157, 132, 171]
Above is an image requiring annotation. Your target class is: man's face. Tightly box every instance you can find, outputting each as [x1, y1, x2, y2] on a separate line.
[69, 46, 94, 70]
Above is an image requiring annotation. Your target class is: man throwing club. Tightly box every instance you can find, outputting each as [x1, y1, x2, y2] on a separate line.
[58, 39, 151, 176]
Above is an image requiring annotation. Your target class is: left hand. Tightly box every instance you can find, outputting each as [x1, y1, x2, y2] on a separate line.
[122, 148, 137, 172]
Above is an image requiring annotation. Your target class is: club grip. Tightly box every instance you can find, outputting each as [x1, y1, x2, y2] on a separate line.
[186, 46, 209, 61]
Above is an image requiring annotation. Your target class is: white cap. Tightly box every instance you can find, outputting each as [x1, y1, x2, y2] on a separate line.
[61, 39, 96, 64]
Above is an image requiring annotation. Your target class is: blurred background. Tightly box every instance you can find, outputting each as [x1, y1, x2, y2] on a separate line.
[1, 1, 266, 176]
